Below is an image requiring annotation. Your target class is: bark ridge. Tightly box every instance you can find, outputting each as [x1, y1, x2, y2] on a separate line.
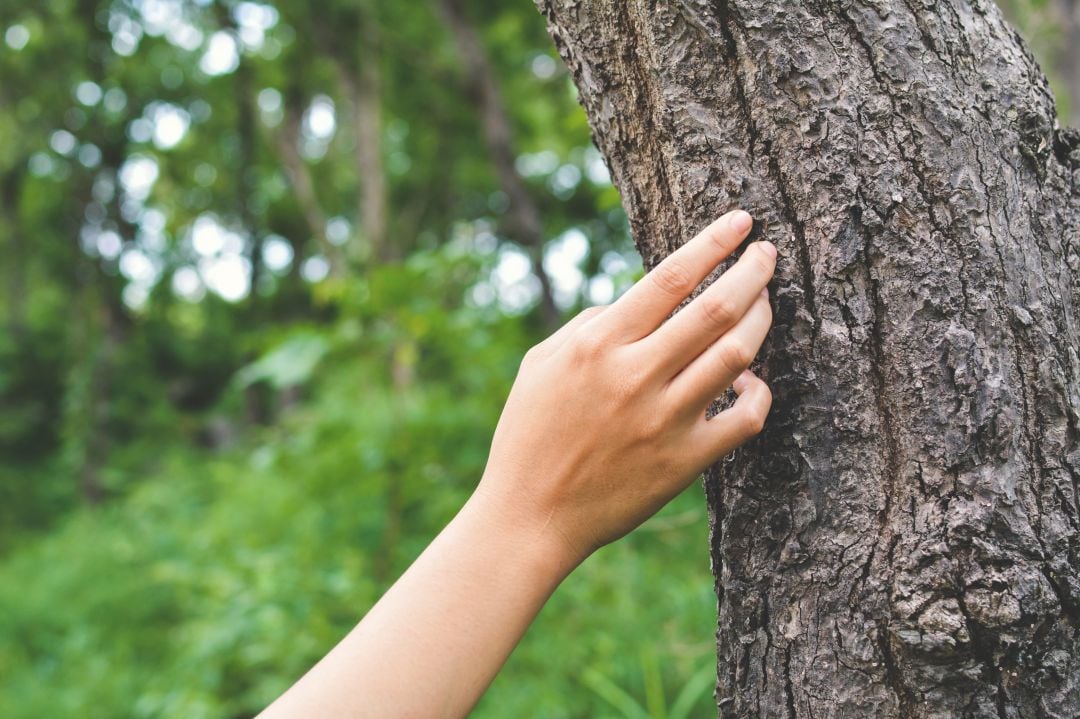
[537, 1, 1080, 716]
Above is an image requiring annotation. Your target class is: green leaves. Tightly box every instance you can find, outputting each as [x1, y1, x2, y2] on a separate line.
[583, 652, 716, 719]
[0, 0, 683, 714]
[234, 332, 329, 390]
[0, 252, 716, 717]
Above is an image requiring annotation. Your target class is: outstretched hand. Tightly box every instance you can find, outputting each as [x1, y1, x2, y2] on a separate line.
[259, 210, 776, 719]
[475, 208, 776, 566]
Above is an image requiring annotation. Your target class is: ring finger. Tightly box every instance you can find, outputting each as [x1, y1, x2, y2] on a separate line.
[665, 289, 773, 415]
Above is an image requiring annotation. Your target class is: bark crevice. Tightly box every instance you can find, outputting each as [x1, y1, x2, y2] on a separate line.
[538, 0, 1080, 715]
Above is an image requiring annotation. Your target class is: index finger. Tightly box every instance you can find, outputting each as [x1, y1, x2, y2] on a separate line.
[592, 210, 754, 342]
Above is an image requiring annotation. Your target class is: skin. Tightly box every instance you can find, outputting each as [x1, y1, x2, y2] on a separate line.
[259, 209, 776, 718]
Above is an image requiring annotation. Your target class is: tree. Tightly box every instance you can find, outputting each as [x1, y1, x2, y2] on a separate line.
[536, 1, 1080, 716]
[1058, 0, 1080, 125]
[437, 0, 562, 326]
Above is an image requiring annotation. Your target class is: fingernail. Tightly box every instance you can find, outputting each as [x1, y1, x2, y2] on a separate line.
[729, 210, 752, 233]
[758, 241, 777, 259]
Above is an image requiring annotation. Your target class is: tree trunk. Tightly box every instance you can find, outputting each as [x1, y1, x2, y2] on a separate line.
[536, 1, 1080, 716]
[437, 0, 562, 327]
[355, 10, 391, 264]
[235, 51, 264, 299]
[331, 3, 391, 264]
[1, 172, 25, 339]
[272, 100, 344, 275]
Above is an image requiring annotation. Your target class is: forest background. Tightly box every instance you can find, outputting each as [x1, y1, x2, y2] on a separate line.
[0, 1, 1073, 716]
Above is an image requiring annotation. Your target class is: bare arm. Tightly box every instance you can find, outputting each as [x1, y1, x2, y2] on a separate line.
[259, 209, 776, 718]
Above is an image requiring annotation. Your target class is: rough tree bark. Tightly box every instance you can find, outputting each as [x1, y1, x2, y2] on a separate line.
[536, 1, 1080, 716]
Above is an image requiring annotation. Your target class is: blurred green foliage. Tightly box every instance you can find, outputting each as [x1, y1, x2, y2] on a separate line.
[0, 245, 719, 718]
[0, 0, 1070, 716]
[0, 0, 720, 715]
[997, 0, 1077, 123]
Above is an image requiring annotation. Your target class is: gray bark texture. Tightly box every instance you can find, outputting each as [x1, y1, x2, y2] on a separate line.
[536, 1, 1080, 716]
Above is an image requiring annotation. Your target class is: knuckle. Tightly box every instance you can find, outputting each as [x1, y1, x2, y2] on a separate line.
[651, 259, 693, 297]
[622, 364, 652, 394]
[741, 406, 767, 436]
[577, 305, 607, 323]
[607, 361, 645, 400]
[703, 223, 729, 250]
[521, 344, 544, 367]
[741, 387, 772, 436]
[605, 357, 654, 409]
[569, 331, 607, 362]
[637, 411, 667, 440]
[721, 339, 755, 373]
[752, 246, 776, 275]
[700, 293, 738, 328]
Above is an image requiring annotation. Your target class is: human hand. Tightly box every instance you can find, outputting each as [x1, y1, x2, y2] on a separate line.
[259, 211, 774, 719]
[473, 210, 776, 567]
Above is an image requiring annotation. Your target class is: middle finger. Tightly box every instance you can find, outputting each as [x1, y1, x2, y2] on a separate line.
[639, 240, 776, 378]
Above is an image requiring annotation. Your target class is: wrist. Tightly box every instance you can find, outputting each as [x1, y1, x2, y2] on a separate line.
[462, 476, 585, 587]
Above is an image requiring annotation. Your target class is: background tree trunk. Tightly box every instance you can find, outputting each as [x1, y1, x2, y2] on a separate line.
[336, 4, 391, 264]
[537, 1, 1080, 716]
[437, 0, 562, 327]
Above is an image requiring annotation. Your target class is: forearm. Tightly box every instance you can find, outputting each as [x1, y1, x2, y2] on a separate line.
[259, 211, 774, 717]
[259, 484, 577, 719]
